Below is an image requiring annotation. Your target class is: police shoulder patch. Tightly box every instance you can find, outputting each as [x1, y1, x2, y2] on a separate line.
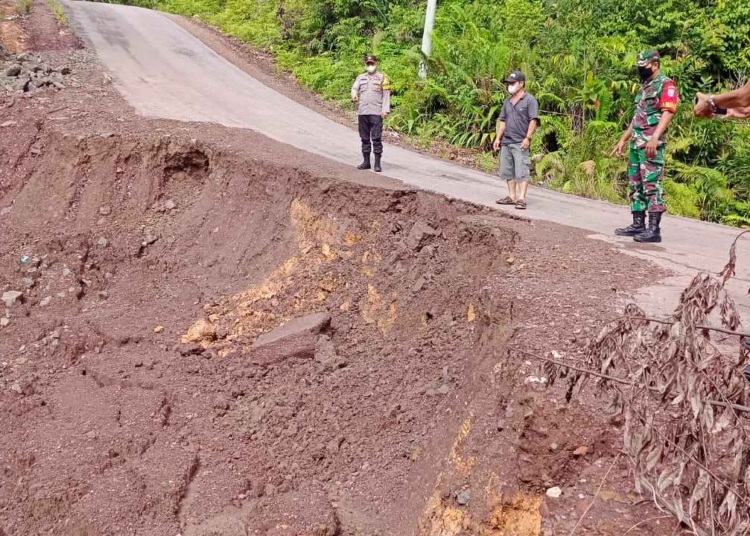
[382, 74, 392, 91]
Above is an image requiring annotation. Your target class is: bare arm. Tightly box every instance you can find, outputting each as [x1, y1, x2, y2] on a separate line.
[713, 81, 750, 109]
[695, 81, 750, 117]
[619, 123, 634, 143]
[525, 120, 538, 141]
[611, 122, 633, 157]
[724, 106, 750, 119]
[496, 120, 506, 139]
[493, 120, 506, 151]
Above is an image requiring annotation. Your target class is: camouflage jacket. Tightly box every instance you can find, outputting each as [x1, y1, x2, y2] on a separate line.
[632, 72, 679, 148]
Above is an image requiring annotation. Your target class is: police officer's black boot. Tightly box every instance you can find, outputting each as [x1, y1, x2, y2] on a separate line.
[374, 154, 382, 173]
[634, 212, 662, 243]
[357, 153, 371, 170]
[614, 211, 646, 237]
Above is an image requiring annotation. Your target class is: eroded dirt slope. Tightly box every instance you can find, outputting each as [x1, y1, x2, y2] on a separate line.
[0, 3, 678, 536]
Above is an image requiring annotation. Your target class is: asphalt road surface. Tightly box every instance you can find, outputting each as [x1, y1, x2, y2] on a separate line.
[64, 0, 750, 317]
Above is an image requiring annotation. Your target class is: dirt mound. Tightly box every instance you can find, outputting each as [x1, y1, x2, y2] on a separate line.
[0, 114, 524, 535]
[0, 107, 676, 535]
[0, 5, 677, 533]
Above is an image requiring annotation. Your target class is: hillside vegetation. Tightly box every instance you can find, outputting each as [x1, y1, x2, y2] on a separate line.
[115, 0, 750, 224]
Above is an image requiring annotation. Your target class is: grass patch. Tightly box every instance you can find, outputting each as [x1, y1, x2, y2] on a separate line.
[16, 0, 32, 15]
[47, 0, 66, 24]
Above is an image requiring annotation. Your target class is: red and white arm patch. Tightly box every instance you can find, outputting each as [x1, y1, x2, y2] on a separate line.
[660, 81, 679, 112]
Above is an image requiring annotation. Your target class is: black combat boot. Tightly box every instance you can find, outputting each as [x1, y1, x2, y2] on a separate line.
[634, 212, 662, 243]
[374, 154, 382, 173]
[357, 153, 371, 170]
[614, 211, 646, 237]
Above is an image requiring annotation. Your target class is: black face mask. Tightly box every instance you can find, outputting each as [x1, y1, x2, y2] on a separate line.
[638, 66, 653, 82]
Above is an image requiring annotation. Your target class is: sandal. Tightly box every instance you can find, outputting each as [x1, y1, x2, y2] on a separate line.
[495, 196, 516, 205]
[515, 199, 527, 210]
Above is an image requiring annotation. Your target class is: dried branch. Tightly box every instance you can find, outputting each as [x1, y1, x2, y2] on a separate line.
[622, 515, 673, 535]
[520, 350, 750, 415]
[539, 231, 750, 535]
[568, 453, 621, 536]
[515, 350, 633, 385]
[625, 316, 750, 339]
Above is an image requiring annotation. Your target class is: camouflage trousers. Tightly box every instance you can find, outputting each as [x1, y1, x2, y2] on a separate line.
[628, 145, 666, 213]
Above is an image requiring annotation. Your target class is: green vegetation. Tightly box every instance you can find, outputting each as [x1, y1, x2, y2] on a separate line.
[16, 0, 32, 15]
[106, 0, 750, 225]
[48, 0, 67, 24]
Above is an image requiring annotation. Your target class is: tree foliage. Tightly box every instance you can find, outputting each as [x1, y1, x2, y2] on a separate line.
[108, 0, 750, 224]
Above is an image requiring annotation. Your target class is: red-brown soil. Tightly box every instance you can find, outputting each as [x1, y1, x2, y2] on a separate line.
[0, 3, 681, 536]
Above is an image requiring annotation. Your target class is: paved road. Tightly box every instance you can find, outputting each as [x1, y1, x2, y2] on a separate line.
[64, 1, 750, 317]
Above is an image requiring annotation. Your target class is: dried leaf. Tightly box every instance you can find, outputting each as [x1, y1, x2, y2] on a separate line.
[645, 442, 663, 472]
[657, 466, 676, 493]
[712, 407, 734, 434]
[719, 490, 739, 527]
[689, 470, 710, 515]
[560, 231, 750, 534]
[701, 403, 714, 433]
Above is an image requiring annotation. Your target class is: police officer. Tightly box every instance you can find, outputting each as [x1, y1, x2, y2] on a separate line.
[612, 50, 678, 243]
[351, 55, 391, 172]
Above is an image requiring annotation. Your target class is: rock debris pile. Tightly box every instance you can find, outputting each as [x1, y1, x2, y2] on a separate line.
[0, 44, 72, 93]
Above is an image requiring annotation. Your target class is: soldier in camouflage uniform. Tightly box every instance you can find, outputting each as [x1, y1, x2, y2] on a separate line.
[612, 50, 678, 243]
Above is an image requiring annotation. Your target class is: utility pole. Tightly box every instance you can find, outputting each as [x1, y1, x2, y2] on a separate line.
[419, 0, 437, 79]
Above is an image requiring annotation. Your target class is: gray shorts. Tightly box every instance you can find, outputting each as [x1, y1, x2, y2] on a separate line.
[500, 143, 531, 182]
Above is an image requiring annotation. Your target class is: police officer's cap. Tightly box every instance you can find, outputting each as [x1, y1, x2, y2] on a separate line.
[365, 54, 378, 64]
[504, 71, 526, 84]
[637, 50, 661, 66]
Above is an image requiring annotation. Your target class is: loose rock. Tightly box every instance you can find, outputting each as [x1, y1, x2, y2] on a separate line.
[546, 487, 563, 498]
[251, 312, 331, 366]
[1, 291, 22, 308]
[406, 221, 438, 252]
[40, 296, 52, 307]
[184, 319, 216, 344]
[99, 206, 112, 216]
[456, 490, 471, 506]
[412, 275, 427, 293]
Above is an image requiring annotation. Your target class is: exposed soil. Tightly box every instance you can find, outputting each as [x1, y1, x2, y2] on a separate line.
[0, 3, 681, 536]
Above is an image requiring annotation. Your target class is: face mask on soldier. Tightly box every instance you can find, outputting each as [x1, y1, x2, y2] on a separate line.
[367, 64, 377, 74]
[638, 65, 654, 82]
[508, 83, 520, 95]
